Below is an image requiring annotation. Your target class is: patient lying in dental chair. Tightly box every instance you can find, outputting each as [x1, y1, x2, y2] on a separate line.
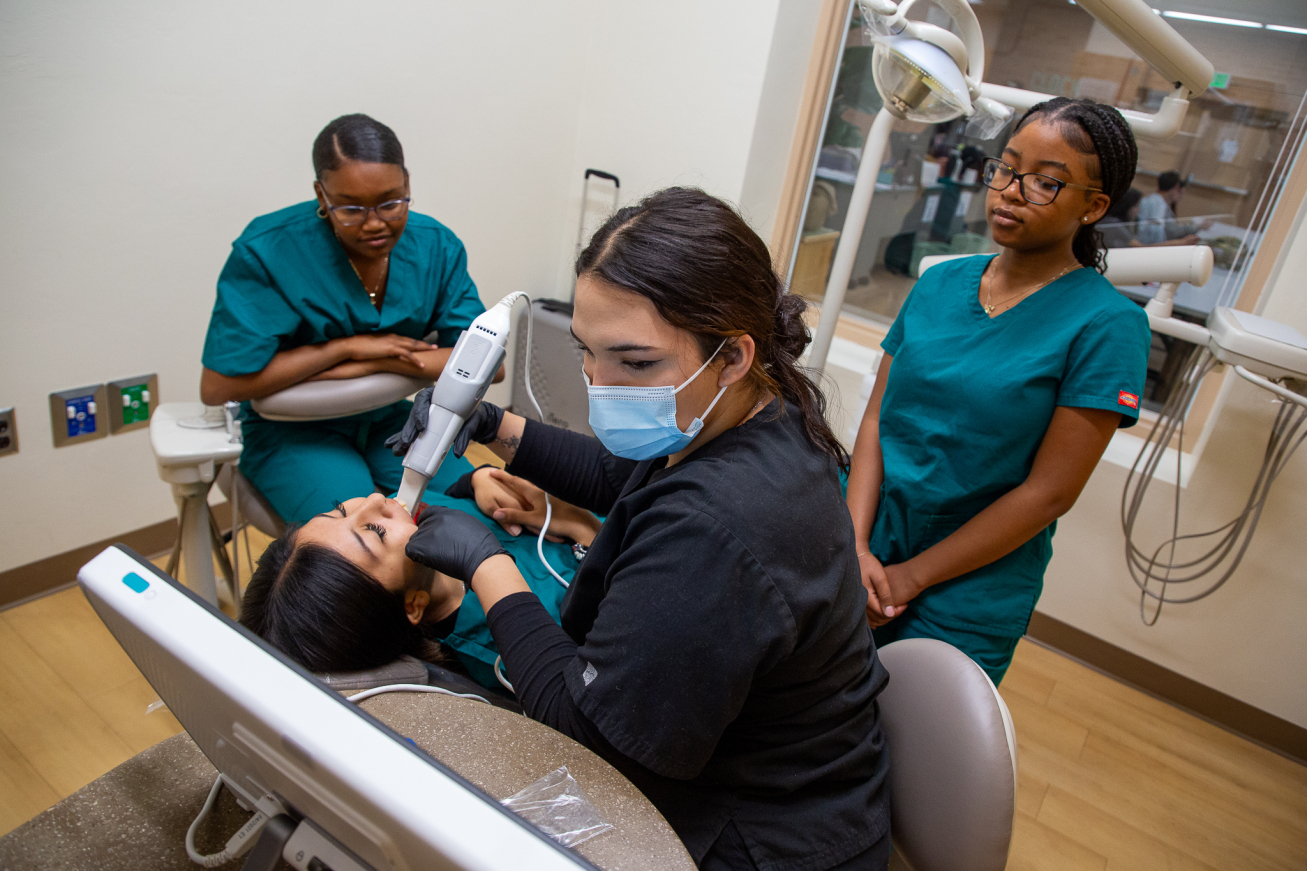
[238, 462, 600, 693]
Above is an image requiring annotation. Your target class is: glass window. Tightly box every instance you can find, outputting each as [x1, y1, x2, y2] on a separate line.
[788, 0, 1307, 411]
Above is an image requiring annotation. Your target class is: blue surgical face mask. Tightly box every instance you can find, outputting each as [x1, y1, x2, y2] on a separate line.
[585, 340, 729, 461]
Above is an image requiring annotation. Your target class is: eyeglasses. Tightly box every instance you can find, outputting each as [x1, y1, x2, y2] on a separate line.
[981, 157, 1101, 206]
[321, 194, 411, 226]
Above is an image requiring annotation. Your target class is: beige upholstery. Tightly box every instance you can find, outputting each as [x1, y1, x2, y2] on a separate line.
[250, 372, 433, 422]
[877, 638, 1017, 871]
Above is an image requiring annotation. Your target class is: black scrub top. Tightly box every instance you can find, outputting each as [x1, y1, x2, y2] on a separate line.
[486, 399, 890, 869]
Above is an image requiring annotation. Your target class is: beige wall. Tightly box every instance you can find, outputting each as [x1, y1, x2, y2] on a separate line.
[0, 0, 809, 575]
[1040, 180, 1307, 728]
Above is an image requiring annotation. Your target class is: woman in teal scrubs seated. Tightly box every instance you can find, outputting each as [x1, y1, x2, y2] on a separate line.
[239, 467, 601, 692]
[199, 113, 492, 523]
[846, 98, 1151, 684]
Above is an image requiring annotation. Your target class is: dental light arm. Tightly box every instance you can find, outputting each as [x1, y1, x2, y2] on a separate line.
[976, 0, 1214, 139]
[1075, 0, 1212, 97]
[865, 0, 1213, 138]
[395, 294, 520, 513]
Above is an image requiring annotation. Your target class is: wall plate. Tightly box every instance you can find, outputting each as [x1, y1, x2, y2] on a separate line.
[0, 407, 17, 457]
[50, 384, 109, 447]
[108, 373, 159, 434]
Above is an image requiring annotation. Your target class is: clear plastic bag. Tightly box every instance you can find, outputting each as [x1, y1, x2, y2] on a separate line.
[500, 765, 614, 848]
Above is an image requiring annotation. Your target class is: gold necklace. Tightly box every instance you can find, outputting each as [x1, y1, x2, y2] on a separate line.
[349, 256, 389, 306]
[983, 263, 1076, 315]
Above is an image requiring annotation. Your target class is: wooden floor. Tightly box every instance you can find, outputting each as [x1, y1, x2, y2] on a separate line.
[1, 535, 1304, 869]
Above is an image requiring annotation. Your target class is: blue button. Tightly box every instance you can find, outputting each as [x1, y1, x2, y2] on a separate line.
[123, 572, 150, 593]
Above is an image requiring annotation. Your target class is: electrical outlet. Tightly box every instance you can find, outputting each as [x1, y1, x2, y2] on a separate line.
[50, 384, 109, 447]
[0, 407, 17, 457]
[108, 373, 158, 434]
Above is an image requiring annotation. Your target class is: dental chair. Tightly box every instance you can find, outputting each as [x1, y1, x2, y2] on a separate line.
[153, 370, 434, 608]
[876, 638, 1018, 871]
[215, 371, 433, 539]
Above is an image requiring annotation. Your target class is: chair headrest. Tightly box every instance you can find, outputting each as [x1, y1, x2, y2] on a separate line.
[316, 654, 430, 692]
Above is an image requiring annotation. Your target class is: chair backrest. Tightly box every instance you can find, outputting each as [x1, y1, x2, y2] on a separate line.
[876, 638, 1017, 871]
[250, 372, 433, 422]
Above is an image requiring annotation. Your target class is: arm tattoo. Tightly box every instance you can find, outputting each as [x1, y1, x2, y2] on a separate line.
[495, 433, 521, 461]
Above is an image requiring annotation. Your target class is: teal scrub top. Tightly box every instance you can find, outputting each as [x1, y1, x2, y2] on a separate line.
[416, 478, 574, 689]
[201, 200, 485, 382]
[870, 253, 1150, 635]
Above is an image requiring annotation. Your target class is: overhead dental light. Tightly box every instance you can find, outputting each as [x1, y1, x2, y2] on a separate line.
[806, 0, 1216, 372]
[873, 36, 971, 122]
[860, 0, 1013, 134]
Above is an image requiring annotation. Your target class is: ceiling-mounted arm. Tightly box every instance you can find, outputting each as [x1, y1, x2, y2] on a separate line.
[1075, 0, 1212, 97]
[862, 0, 1212, 139]
[977, 83, 1193, 139]
[981, 0, 1213, 139]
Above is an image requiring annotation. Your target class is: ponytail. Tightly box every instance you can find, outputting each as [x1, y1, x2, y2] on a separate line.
[577, 187, 849, 470]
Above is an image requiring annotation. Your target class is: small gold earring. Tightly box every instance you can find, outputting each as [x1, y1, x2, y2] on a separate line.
[317, 205, 328, 219]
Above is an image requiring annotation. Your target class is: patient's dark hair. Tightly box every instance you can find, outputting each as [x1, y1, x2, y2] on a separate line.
[239, 526, 437, 674]
[577, 186, 848, 470]
[312, 114, 405, 179]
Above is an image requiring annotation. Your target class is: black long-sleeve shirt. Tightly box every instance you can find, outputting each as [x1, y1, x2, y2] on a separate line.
[485, 401, 890, 870]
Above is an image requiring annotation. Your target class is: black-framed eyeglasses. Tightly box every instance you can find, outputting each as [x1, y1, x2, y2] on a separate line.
[321, 194, 411, 226]
[981, 157, 1101, 206]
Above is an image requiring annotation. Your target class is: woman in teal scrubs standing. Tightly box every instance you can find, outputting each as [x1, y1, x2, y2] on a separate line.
[846, 98, 1151, 684]
[200, 114, 489, 523]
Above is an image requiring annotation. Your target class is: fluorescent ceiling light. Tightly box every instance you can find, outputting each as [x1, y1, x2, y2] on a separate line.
[1266, 24, 1307, 35]
[1160, 10, 1262, 28]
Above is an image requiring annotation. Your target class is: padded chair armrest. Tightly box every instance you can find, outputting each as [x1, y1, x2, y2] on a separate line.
[317, 654, 430, 692]
[251, 373, 433, 422]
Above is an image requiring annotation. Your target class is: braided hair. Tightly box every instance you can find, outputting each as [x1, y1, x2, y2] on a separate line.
[577, 187, 849, 470]
[1014, 98, 1138, 273]
[312, 114, 406, 180]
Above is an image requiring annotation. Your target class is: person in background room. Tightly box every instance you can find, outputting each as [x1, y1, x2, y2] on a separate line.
[1100, 188, 1200, 248]
[1137, 169, 1207, 246]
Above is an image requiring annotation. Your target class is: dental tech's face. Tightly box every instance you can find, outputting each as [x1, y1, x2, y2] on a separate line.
[297, 494, 431, 594]
[314, 160, 410, 261]
[571, 274, 724, 433]
[985, 119, 1111, 254]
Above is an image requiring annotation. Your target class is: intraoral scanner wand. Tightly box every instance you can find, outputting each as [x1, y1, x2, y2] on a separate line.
[395, 292, 522, 513]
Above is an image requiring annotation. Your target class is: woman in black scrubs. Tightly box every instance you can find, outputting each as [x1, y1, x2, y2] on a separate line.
[396, 188, 891, 870]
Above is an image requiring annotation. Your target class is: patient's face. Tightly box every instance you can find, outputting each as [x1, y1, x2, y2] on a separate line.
[298, 494, 431, 592]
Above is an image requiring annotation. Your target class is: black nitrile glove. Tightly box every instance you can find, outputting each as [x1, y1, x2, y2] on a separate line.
[450, 401, 505, 459]
[386, 387, 433, 457]
[405, 505, 512, 589]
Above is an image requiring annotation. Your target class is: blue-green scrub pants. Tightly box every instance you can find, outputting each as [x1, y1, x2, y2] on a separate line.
[867, 254, 1150, 684]
[201, 200, 486, 523]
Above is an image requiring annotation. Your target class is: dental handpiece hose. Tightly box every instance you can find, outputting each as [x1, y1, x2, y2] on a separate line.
[395, 292, 522, 513]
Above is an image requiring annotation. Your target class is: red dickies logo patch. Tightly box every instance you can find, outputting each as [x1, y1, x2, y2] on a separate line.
[1118, 391, 1139, 409]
